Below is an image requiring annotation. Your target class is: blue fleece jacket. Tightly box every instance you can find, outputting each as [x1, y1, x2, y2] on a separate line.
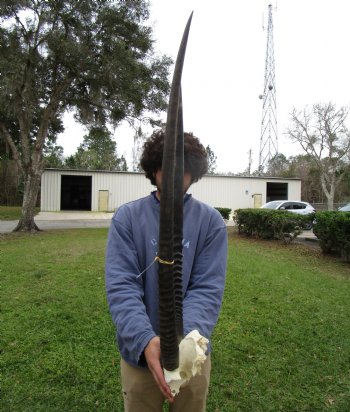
[105, 191, 227, 368]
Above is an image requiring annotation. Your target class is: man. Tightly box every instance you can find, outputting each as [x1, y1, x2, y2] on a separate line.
[105, 130, 227, 411]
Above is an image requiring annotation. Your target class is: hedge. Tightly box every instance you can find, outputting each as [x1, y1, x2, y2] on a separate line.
[215, 207, 231, 220]
[313, 211, 350, 262]
[233, 208, 314, 243]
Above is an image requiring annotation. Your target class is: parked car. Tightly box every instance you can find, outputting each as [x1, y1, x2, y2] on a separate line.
[261, 200, 315, 215]
[261, 200, 315, 230]
[338, 203, 350, 212]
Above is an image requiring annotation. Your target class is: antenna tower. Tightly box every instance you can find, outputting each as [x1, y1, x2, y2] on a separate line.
[259, 4, 278, 171]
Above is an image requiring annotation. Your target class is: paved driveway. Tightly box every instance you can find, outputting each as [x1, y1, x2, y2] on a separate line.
[0, 212, 113, 233]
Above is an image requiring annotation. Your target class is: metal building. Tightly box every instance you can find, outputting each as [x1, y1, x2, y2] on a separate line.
[41, 168, 301, 214]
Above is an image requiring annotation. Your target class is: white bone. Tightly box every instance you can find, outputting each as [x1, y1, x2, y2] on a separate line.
[163, 330, 209, 396]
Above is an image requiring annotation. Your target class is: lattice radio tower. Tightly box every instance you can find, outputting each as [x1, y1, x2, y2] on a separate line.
[259, 4, 278, 171]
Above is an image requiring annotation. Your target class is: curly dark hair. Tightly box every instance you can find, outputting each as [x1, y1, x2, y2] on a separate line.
[140, 130, 208, 186]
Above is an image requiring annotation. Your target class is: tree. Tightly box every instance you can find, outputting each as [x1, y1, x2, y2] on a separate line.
[336, 167, 350, 203]
[0, 139, 22, 205]
[206, 145, 217, 174]
[66, 126, 127, 171]
[43, 141, 65, 168]
[265, 153, 291, 177]
[118, 155, 128, 172]
[288, 154, 323, 203]
[131, 125, 146, 171]
[286, 103, 350, 210]
[0, 0, 171, 231]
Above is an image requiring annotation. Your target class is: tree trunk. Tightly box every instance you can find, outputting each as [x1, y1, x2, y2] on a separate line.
[14, 170, 42, 232]
[320, 173, 335, 211]
[327, 194, 335, 211]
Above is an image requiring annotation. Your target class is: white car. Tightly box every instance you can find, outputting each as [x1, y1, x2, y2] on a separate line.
[261, 200, 315, 215]
[338, 203, 350, 212]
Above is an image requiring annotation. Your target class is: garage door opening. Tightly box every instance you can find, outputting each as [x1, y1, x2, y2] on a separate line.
[61, 175, 92, 211]
[266, 182, 288, 202]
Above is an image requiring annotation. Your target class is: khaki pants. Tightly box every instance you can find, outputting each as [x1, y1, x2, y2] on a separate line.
[120, 355, 211, 412]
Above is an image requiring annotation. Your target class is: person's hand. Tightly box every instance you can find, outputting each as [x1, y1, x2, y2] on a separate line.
[144, 336, 174, 403]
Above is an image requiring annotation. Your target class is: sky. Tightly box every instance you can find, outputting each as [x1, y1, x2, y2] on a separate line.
[57, 0, 350, 174]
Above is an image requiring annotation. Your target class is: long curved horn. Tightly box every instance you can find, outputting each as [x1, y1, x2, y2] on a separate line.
[173, 87, 184, 345]
[158, 13, 193, 372]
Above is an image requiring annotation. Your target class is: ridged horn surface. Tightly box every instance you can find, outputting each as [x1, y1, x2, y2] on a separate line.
[173, 87, 184, 345]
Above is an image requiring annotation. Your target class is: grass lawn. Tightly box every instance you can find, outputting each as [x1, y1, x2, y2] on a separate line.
[1, 228, 350, 411]
[0, 205, 40, 221]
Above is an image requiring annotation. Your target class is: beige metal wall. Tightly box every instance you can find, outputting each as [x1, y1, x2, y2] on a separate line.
[189, 175, 301, 210]
[41, 169, 301, 212]
[41, 169, 154, 212]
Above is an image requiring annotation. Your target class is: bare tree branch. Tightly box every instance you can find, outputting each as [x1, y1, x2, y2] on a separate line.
[286, 102, 350, 210]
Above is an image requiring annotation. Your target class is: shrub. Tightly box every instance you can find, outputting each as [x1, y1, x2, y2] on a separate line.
[233, 208, 312, 243]
[215, 207, 231, 220]
[313, 211, 350, 261]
